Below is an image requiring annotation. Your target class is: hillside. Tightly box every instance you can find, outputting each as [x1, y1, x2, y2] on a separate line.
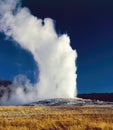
[0, 80, 12, 87]
[78, 93, 113, 102]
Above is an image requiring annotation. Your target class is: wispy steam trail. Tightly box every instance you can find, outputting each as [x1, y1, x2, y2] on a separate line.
[0, 0, 77, 105]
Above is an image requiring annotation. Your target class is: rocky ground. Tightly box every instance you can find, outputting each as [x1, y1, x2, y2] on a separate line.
[24, 98, 113, 106]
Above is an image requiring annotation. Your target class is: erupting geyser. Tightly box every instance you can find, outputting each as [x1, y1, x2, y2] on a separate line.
[0, 0, 77, 105]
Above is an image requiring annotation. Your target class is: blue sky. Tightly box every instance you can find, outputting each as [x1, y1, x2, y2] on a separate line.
[0, 34, 38, 83]
[0, 0, 113, 93]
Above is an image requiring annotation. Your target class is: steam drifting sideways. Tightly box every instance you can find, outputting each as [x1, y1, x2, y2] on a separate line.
[0, 0, 77, 105]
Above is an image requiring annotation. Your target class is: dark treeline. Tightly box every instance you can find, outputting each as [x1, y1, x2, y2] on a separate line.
[78, 93, 113, 102]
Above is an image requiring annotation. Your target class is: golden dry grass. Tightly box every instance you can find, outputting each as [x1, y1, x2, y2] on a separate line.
[0, 106, 113, 130]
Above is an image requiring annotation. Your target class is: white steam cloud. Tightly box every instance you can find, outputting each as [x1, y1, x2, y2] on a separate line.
[0, 0, 77, 105]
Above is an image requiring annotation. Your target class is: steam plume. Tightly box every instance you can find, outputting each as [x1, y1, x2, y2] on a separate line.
[0, 0, 77, 105]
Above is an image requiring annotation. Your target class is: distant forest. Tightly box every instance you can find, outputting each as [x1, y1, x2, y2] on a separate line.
[78, 93, 113, 102]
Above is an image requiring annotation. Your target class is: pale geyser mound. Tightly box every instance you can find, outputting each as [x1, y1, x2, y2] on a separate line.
[0, 0, 77, 105]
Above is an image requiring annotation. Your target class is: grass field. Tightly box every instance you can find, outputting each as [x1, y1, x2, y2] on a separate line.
[0, 106, 113, 130]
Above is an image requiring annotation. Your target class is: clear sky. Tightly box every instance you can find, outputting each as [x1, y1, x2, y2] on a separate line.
[0, 0, 113, 94]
